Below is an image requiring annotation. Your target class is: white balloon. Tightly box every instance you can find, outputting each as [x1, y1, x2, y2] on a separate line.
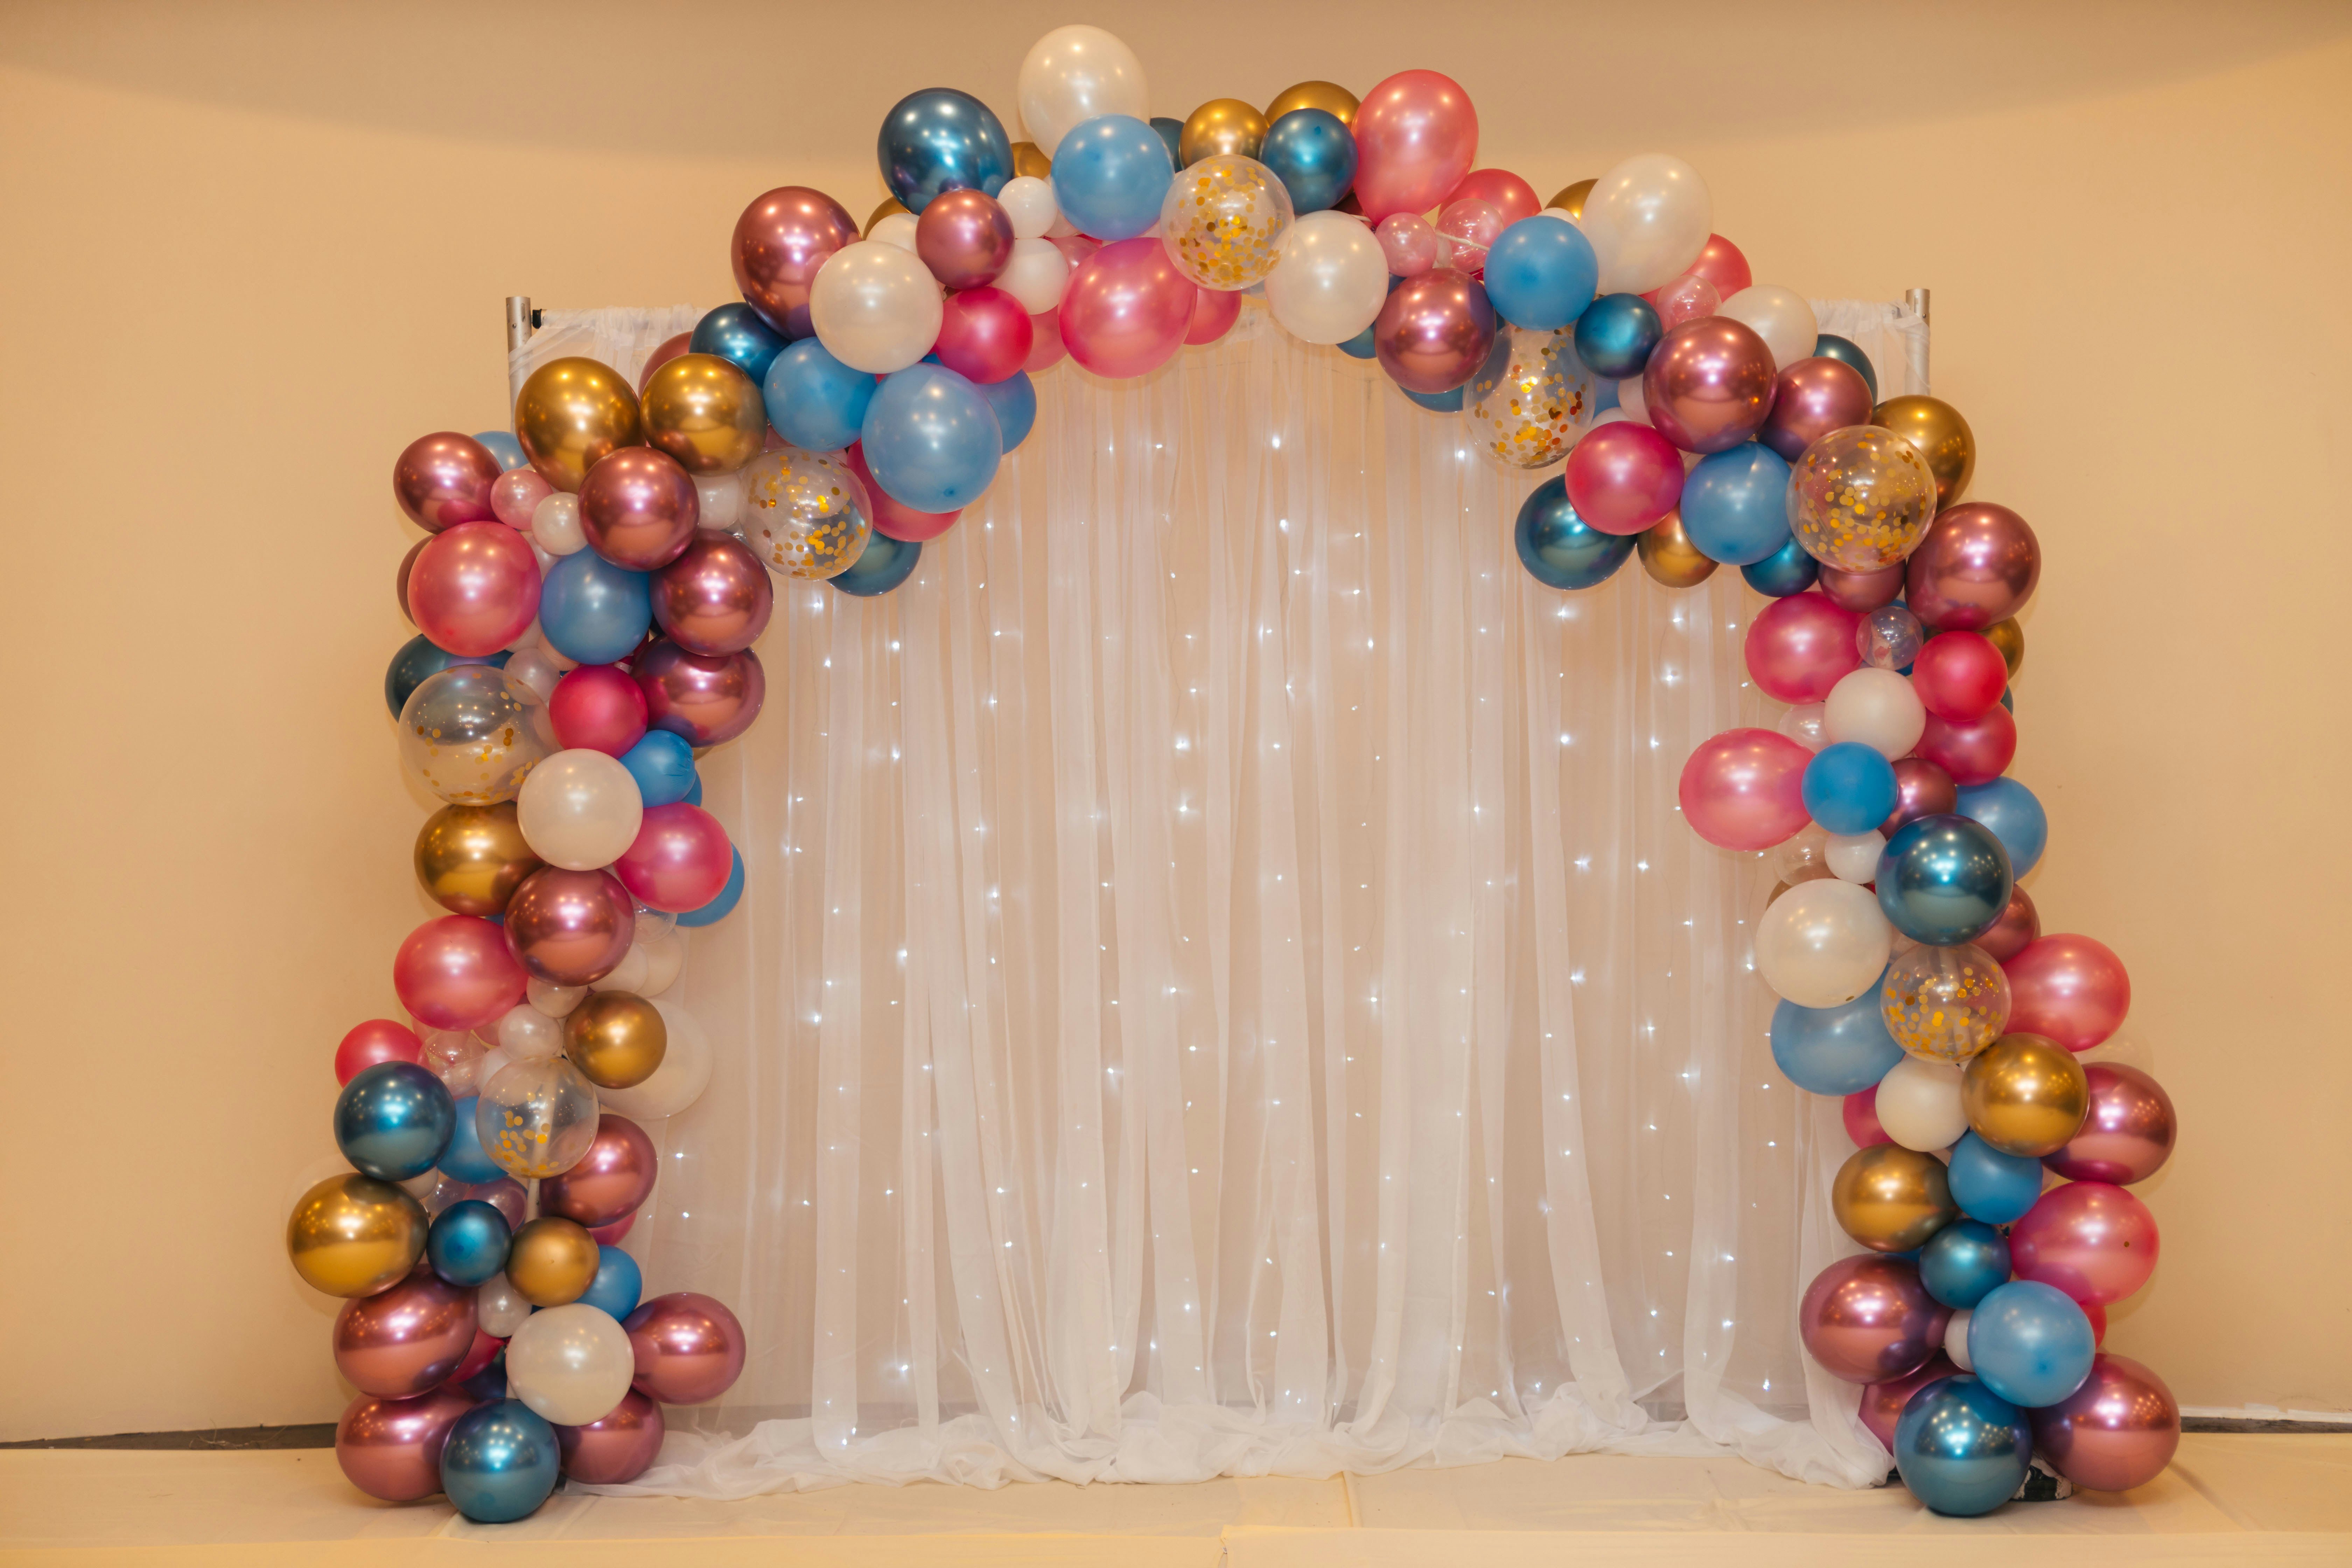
[528, 978, 587, 1018]
[997, 176, 1059, 241]
[1876, 1056, 1967, 1150]
[694, 470, 744, 533]
[531, 492, 586, 556]
[1615, 376, 1651, 425]
[536, 629, 580, 673]
[995, 237, 1072, 314]
[1824, 667, 1926, 759]
[588, 943, 650, 994]
[1779, 702, 1828, 752]
[1826, 829, 1886, 883]
[497, 1003, 565, 1060]
[1540, 206, 1576, 224]
[530, 540, 554, 572]
[1579, 153, 1712, 295]
[809, 241, 944, 374]
[1944, 1308, 1974, 1371]
[638, 931, 685, 996]
[477, 1272, 534, 1337]
[1717, 285, 1819, 372]
[503, 645, 565, 702]
[598, 997, 713, 1121]
[869, 211, 919, 253]
[517, 748, 644, 870]
[632, 908, 677, 944]
[507, 1303, 636, 1427]
[504, 615, 547, 655]
[1755, 878, 1891, 1007]
[1264, 212, 1387, 345]
[1016, 24, 1148, 156]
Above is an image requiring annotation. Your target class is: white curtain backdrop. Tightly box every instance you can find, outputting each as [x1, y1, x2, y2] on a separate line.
[514, 296, 1929, 1497]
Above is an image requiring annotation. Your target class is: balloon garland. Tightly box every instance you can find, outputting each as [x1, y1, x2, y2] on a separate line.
[310, 22, 2178, 1522]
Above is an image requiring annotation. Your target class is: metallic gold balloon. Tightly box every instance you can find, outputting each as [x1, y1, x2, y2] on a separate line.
[1265, 80, 1359, 128]
[287, 1174, 427, 1298]
[1638, 509, 1719, 588]
[1985, 616, 2025, 678]
[1962, 1032, 2090, 1157]
[1831, 1143, 1960, 1253]
[514, 357, 644, 495]
[1874, 396, 1976, 512]
[414, 803, 544, 918]
[1547, 179, 1596, 219]
[640, 354, 765, 477]
[1179, 99, 1268, 166]
[864, 196, 909, 237]
[564, 992, 668, 1090]
[505, 1215, 601, 1308]
[1466, 324, 1594, 468]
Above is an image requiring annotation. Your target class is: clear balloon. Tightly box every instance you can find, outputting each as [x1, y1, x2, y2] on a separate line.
[1715, 284, 1817, 370]
[1745, 592, 1861, 703]
[1433, 196, 1502, 277]
[1777, 701, 1827, 751]
[1859, 605, 1923, 671]
[1265, 211, 1389, 344]
[477, 1057, 602, 1181]
[809, 241, 945, 374]
[1788, 425, 1940, 573]
[2004, 935, 2131, 1051]
[1757, 877, 1893, 1007]
[1161, 156, 1293, 292]
[528, 978, 588, 1018]
[597, 996, 713, 1121]
[1465, 325, 1594, 469]
[1651, 272, 1719, 329]
[1579, 153, 1711, 294]
[491, 467, 554, 530]
[1376, 212, 1440, 276]
[740, 447, 874, 579]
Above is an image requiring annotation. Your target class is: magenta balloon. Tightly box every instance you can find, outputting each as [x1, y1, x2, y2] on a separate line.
[1798, 1254, 1949, 1384]
[394, 915, 528, 1030]
[933, 287, 1035, 385]
[1861, 1351, 1959, 1449]
[1817, 562, 1906, 612]
[1759, 358, 1874, 461]
[464, 1177, 528, 1230]
[1564, 422, 1684, 534]
[557, 1388, 666, 1484]
[2003, 934, 2132, 1052]
[2011, 1181, 2159, 1306]
[916, 189, 1016, 290]
[2030, 1353, 2180, 1492]
[549, 664, 650, 756]
[407, 522, 542, 657]
[732, 187, 861, 338]
[1904, 502, 2040, 631]
[580, 448, 700, 571]
[614, 803, 735, 914]
[1374, 269, 1497, 394]
[1185, 285, 1242, 346]
[1679, 727, 1812, 850]
[1743, 591, 1862, 702]
[539, 1114, 659, 1228]
[1641, 317, 1779, 454]
[625, 1292, 747, 1405]
[502, 867, 636, 986]
[333, 1269, 478, 1399]
[393, 432, 502, 532]
[336, 1386, 478, 1502]
[1352, 69, 1479, 225]
[653, 529, 774, 657]
[1915, 704, 2016, 787]
[1058, 237, 1197, 379]
[2045, 1064, 2175, 1185]
[635, 639, 766, 746]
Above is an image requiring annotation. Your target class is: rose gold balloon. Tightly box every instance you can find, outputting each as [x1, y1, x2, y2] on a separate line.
[1759, 358, 1874, 461]
[637, 331, 694, 394]
[332, 1268, 479, 1398]
[393, 433, 502, 532]
[590, 1211, 637, 1246]
[503, 867, 636, 986]
[1374, 270, 1497, 394]
[1817, 562, 1905, 612]
[539, 1114, 659, 1228]
[1905, 502, 2040, 631]
[1878, 757, 1958, 837]
[2011, 1180, 2159, 1306]
[1798, 1254, 1949, 1384]
[2030, 1353, 2179, 1491]
[625, 1292, 747, 1405]
[653, 530, 774, 657]
[1862, 1351, 1959, 1448]
[635, 640, 766, 746]
[557, 1388, 666, 1483]
[1641, 316, 1778, 454]
[579, 448, 700, 571]
[2004, 934, 2132, 1052]
[1974, 883, 2042, 964]
[916, 189, 1016, 290]
[732, 186, 861, 339]
[2045, 1064, 2176, 1184]
[446, 1327, 502, 1387]
[335, 1386, 478, 1502]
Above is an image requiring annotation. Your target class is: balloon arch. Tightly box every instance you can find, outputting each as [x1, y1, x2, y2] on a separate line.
[298, 22, 2179, 1525]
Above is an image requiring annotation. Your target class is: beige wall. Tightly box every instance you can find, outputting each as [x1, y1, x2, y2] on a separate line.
[2, 1, 2346, 1441]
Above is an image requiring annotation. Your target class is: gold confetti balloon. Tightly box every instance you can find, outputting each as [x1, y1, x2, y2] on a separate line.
[1984, 616, 2025, 678]
[1874, 394, 1975, 512]
[1160, 155, 1293, 291]
[1787, 423, 1940, 572]
[1638, 509, 1720, 588]
[287, 1174, 427, 1298]
[1265, 80, 1358, 128]
[738, 447, 873, 579]
[641, 353, 766, 476]
[1178, 98, 1268, 165]
[514, 357, 643, 494]
[1547, 179, 1596, 219]
[1831, 1143, 1959, 1253]
[414, 802, 545, 917]
[397, 665, 549, 806]
[477, 1057, 602, 1181]
[1881, 941, 2011, 1063]
[1466, 324, 1594, 469]
[1962, 1032, 2090, 1157]
[505, 1216, 601, 1307]
[564, 991, 669, 1091]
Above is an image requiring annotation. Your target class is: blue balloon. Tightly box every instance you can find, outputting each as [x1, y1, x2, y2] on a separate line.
[427, 1199, 512, 1288]
[1813, 334, 1878, 399]
[1680, 444, 1793, 566]
[981, 370, 1037, 453]
[1948, 1132, 2044, 1224]
[1050, 115, 1174, 241]
[862, 364, 1002, 512]
[1893, 1376, 2031, 1516]
[334, 1062, 455, 1183]
[618, 729, 698, 807]
[1742, 534, 1820, 597]
[1591, 377, 1620, 414]
[385, 634, 509, 719]
[1969, 1280, 2095, 1408]
[1956, 778, 2047, 877]
[577, 1245, 644, 1320]
[683, 772, 704, 807]
[1802, 742, 1898, 834]
[458, 1349, 509, 1402]
[1515, 475, 1633, 590]
[439, 1096, 504, 1185]
[2001, 687, 2014, 714]
[831, 530, 922, 598]
[440, 1400, 561, 1524]
[1770, 976, 1902, 1094]
[1877, 813, 2014, 946]
[1920, 1219, 2012, 1310]
[690, 302, 787, 383]
[1337, 323, 1378, 360]
[1259, 107, 1357, 214]
[1401, 383, 1465, 413]
[1573, 292, 1661, 379]
[1149, 117, 1185, 167]
[540, 549, 652, 665]
[763, 340, 875, 453]
[676, 845, 745, 927]
[1481, 216, 1599, 332]
[877, 88, 1011, 212]
[471, 431, 528, 471]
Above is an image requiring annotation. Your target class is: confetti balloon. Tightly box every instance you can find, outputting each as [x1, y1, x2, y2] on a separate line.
[1832, 1143, 1959, 1253]
[1160, 155, 1293, 290]
[287, 1174, 428, 1298]
[2045, 1063, 2175, 1184]
[514, 358, 644, 495]
[740, 447, 874, 579]
[1787, 424, 1940, 572]
[1961, 1032, 2089, 1157]
[1882, 942, 2011, 1063]
[640, 354, 765, 476]
[398, 665, 549, 806]
[2030, 1353, 2180, 1492]
[1465, 325, 1593, 468]
[1799, 1254, 1948, 1384]
[478, 1057, 603, 1182]
[336, 1386, 478, 1502]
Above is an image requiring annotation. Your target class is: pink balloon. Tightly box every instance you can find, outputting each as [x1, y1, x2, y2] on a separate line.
[933, 286, 1034, 384]
[1758, 357, 1875, 462]
[614, 803, 735, 913]
[1058, 237, 1197, 379]
[1642, 317, 1779, 454]
[1911, 630, 2009, 721]
[625, 1292, 747, 1405]
[637, 331, 694, 394]
[407, 522, 542, 657]
[1818, 563, 1906, 613]
[550, 665, 650, 757]
[1352, 69, 1479, 225]
[1744, 591, 1862, 702]
[1564, 422, 1684, 535]
[1862, 1351, 1959, 1448]
[732, 187, 860, 339]
[336, 1386, 478, 1502]
[580, 448, 700, 571]
[557, 1388, 666, 1484]
[1651, 273, 1720, 330]
[394, 915, 528, 1031]
[1376, 213, 1440, 277]
[336, 1019, 423, 1085]
[846, 443, 960, 541]
[397, 540, 424, 625]
[1048, 233, 1101, 270]
[1434, 197, 1502, 277]
[1443, 168, 1540, 226]
[2004, 935, 2132, 1052]
[1024, 310, 1068, 372]
[2030, 1353, 2179, 1492]
[635, 639, 766, 746]
[1685, 234, 1752, 301]
[490, 467, 554, 529]
[334, 1269, 477, 1399]
[1844, 1084, 1892, 1147]
[653, 528, 774, 657]
[1679, 727, 1812, 850]
[1375, 270, 1496, 394]
[1185, 285, 1241, 346]
[1914, 704, 2015, 786]
[916, 189, 1016, 290]
[393, 432, 502, 532]
[2011, 1180, 2159, 1305]
[1799, 1254, 1948, 1384]
[2046, 1063, 2176, 1185]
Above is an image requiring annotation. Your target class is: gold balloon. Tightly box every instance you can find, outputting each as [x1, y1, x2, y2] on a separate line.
[1962, 1033, 2090, 1157]
[1831, 1144, 1960, 1253]
[514, 356, 644, 494]
[864, 196, 909, 237]
[1547, 179, 1596, 219]
[1009, 141, 1052, 181]
[1874, 395, 1976, 512]
[1264, 80, 1359, 128]
[642, 353, 766, 476]
[1638, 509, 1719, 588]
[1179, 98, 1268, 166]
[1984, 616, 2025, 678]
[287, 1174, 426, 1298]
[506, 1216, 601, 1307]
[414, 802, 545, 918]
[564, 991, 669, 1090]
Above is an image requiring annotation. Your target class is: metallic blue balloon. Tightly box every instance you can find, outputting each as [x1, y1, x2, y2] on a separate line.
[981, 369, 1037, 453]
[1803, 742, 1898, 834]
[683, 772, 704, 807]
[690, 302, 787, 384]
[1149, 117, 1185, 168]
[1742, 533, 1820, 597]
[1400, 383, 1465, 413]
[440, 1400, 560, 1524]
[1956, 778, 2046, 877]
[439, 1095, 504, 1185]
[1573, 292, 1661, 379]
[1920, 1218, 2012, 1310]
[1680, 443, 1793, 566]
[831, 530, 922, 598]
[1050, 114, 1174, 242]
[675, 845, 745, 927]
[427, 1199, 512, 1287]
[540, 548, 652, 666]
[1515, 475, 1633, 589]
[764, 339, 874, 453]
[1481, 216, 1598, 332]
[1337, 323, 1377, 361]
[1259, 107, 1357, 214]
[878, 89, 1011, 214]
[862, 363, 1002, 512]
[1770, 974, 1902, 1094]
[1813, 333, 1878, 399]
[472, 431, 528, 472]
[384, 635, 508, 719]
[1968, 1280, 2095, 1408]
[1876, 813, 2014, 946]
[1947, 1132, 2043, 1225]
[618, 729, 697, 807]
[577, 1245, 643, 1321]
[1893, 1376, 2031, 1516]
[334, 1062, 455, 1183]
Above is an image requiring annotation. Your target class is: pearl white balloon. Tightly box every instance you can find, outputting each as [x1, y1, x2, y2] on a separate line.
[1876, 1055, 1967, 1150]
[506, 1303, 636, 1427]
[588, 943, 650, 994]
[530, 492, 586, 556]
[503, 645, 564, 702]
[517, 748, 644, 870]
[1826, 830, 1886, 883]
[997, 176, 1058, 241]
[1717, 285, 1820, 372]
[638, 931, 685, 996]
[868, 211, 919, 253]
[1579, 153, 1712, 295]
[497, 1003, 565, 1060]
[528, 978, 587, 1018]
[1016, 24, 1148, 157]
[1824, 667, 1926, 760]
[1779, 701, 1828, 752]
[809, 241, 944, 374]
[1264, 212, 1387, 345]
[597, 997, 712, 1121]
[693, 471, 743, 532]
[1615, 376, 1651, 425]
[1755, 878, 1892, 1007]
[476, 1273, 534, 1337]
[995, 237, 1072, 314]
[1944, 1308, 1974, 1371]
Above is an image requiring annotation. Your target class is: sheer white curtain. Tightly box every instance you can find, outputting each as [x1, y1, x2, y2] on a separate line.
[519, 298, 1928, 1497]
